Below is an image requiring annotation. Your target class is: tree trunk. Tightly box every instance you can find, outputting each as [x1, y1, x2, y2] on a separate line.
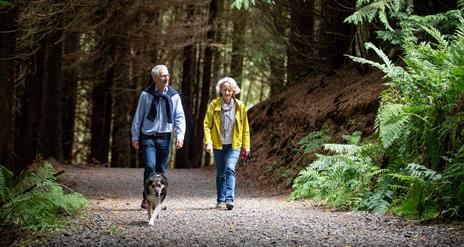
[287, 0, 314, 84]
[204, 0, 224, 167]
[111, 46, 132, 168]
[15, 40, 45, 168]
[40, 30, 64, 161]
[269, 56, 285, 96]
[211, 0, 224, 92]
[193, 0, 218, 168]
[89, 46, 114, 164]
[230, 8, 247, 91]
[320, 0, 353, 70]
[175, 5, 196, 169]
[62, 32, 79, 161]
[0, 6, 17, 170]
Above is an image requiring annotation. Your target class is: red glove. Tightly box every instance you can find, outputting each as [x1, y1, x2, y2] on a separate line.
[240, 149, 249, 161]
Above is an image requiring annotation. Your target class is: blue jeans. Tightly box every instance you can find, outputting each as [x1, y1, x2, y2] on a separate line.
[213, 144, 240, 203]
[141, 134, 171, 198]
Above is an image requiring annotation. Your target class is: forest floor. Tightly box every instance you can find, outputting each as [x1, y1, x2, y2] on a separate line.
[10, 165, 464, 246]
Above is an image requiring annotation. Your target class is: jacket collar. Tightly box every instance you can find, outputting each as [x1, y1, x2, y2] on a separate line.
[214, 97, 241, 111]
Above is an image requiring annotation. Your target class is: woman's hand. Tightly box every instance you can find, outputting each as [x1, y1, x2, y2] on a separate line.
[240, 149, 250, 160]
[205, 143, 213, 154]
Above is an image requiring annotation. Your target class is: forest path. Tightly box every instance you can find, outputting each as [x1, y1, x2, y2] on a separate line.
[37, 166, 463, 246]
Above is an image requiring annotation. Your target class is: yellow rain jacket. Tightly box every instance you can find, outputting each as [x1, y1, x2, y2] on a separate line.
[203, 97, 250, 150]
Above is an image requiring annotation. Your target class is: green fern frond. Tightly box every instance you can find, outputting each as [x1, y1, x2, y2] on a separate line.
[375, 103, 410, 148]
[231, 0, 274, 9]
[0, 163, 89, 231]
[419, 24, 449, 49]
[298, 130, 330, 154]
[310, 154, 352, 171]
[345, 0, 412, 31]
[0, 165, 14, 204]
[343, 131, 363, 145]
[364, 42, 397, 73]
[323, 144, 360, 154]
[459, 0, 464, 9]
[405, 163, 442, 181]
[347, 42, 408, 81]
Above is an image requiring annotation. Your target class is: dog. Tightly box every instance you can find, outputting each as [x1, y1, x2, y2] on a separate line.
[144, 173, 168, 225]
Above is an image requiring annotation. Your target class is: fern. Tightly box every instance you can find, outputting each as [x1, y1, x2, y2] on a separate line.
[0, 165, 14, 204]
[375, 103, 410, 148]
[343, 131, 363, 145]
[231, 0, 274, 9]
[344, 0, 413, 31]
[0, 163, 89, 231]
[357, 174, 393, 213]
[347, 42, 409, 82]
[323, 144, 360, 155]
[298, 130, 330, 154]
[291, 132, 390, 212]
[438, 161, 464, 218]
[405, 163, 441, 181]
[387, 163, 448, 220]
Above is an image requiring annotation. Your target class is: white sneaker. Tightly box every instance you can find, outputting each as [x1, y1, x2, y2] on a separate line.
[215, 202, 226, 209]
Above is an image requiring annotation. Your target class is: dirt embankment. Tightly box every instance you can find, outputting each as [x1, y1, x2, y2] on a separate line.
[239, 66, 385, 191]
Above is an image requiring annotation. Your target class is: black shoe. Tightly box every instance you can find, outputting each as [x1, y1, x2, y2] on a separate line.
[141, 199, 148, 209]
[226, 202, 234, 210]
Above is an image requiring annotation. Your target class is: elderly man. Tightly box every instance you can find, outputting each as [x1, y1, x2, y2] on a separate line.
[131, 64, 186, 209]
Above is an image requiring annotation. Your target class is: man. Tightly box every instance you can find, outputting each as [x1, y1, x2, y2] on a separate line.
[131, 64, 186, 209]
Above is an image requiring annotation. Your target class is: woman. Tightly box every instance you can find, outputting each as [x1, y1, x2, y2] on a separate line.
[203, 77, 251, 210]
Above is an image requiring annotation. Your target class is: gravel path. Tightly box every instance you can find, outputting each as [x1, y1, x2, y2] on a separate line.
[30, 167, 464, 246]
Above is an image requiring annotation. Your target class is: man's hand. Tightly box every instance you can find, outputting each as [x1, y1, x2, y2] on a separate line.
[176, 139, 184, 149]
[132, 141, 140, 150]
[205, 143, 213, 154]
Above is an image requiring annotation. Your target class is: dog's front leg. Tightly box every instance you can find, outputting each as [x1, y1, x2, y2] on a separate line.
[148, 202, 156, 226]
[148, 209, 157, 225]
[153, 204, 162, 220]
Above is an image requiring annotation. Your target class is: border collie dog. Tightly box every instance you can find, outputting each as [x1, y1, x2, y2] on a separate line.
[144, 173, 168, 225]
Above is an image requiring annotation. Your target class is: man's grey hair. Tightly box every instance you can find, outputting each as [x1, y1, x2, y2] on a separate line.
[151, 65, 168, 79]
[215, 77, 241, 96]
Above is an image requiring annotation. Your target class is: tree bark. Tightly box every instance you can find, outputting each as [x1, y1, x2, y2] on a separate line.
[193, 0, 218, 168]
[175, 5, 196, 169]
[111, 45, 132, 168]
[269, 56, 285, 96]
[62, 32, 79, 161]
[40, 30, 64, 161]
[287, 0, 314, 84]
[230, 8, 247, 91]
[211, 0, 224, 93]
[89, 45, 114, 164]
[0, 6, 17, 170]
[320, 0, 353, 70]
[15, 40, 45, 168]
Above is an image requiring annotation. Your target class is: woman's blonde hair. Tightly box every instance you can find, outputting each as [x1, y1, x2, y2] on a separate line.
[215, 77, 241, 96]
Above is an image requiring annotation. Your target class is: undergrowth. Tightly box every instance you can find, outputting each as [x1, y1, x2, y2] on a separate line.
[291, 2, 464, 221]
[0, 162, 89, 231]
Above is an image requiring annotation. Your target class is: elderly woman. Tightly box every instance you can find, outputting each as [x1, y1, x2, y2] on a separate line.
[203, 77, 251, 210]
